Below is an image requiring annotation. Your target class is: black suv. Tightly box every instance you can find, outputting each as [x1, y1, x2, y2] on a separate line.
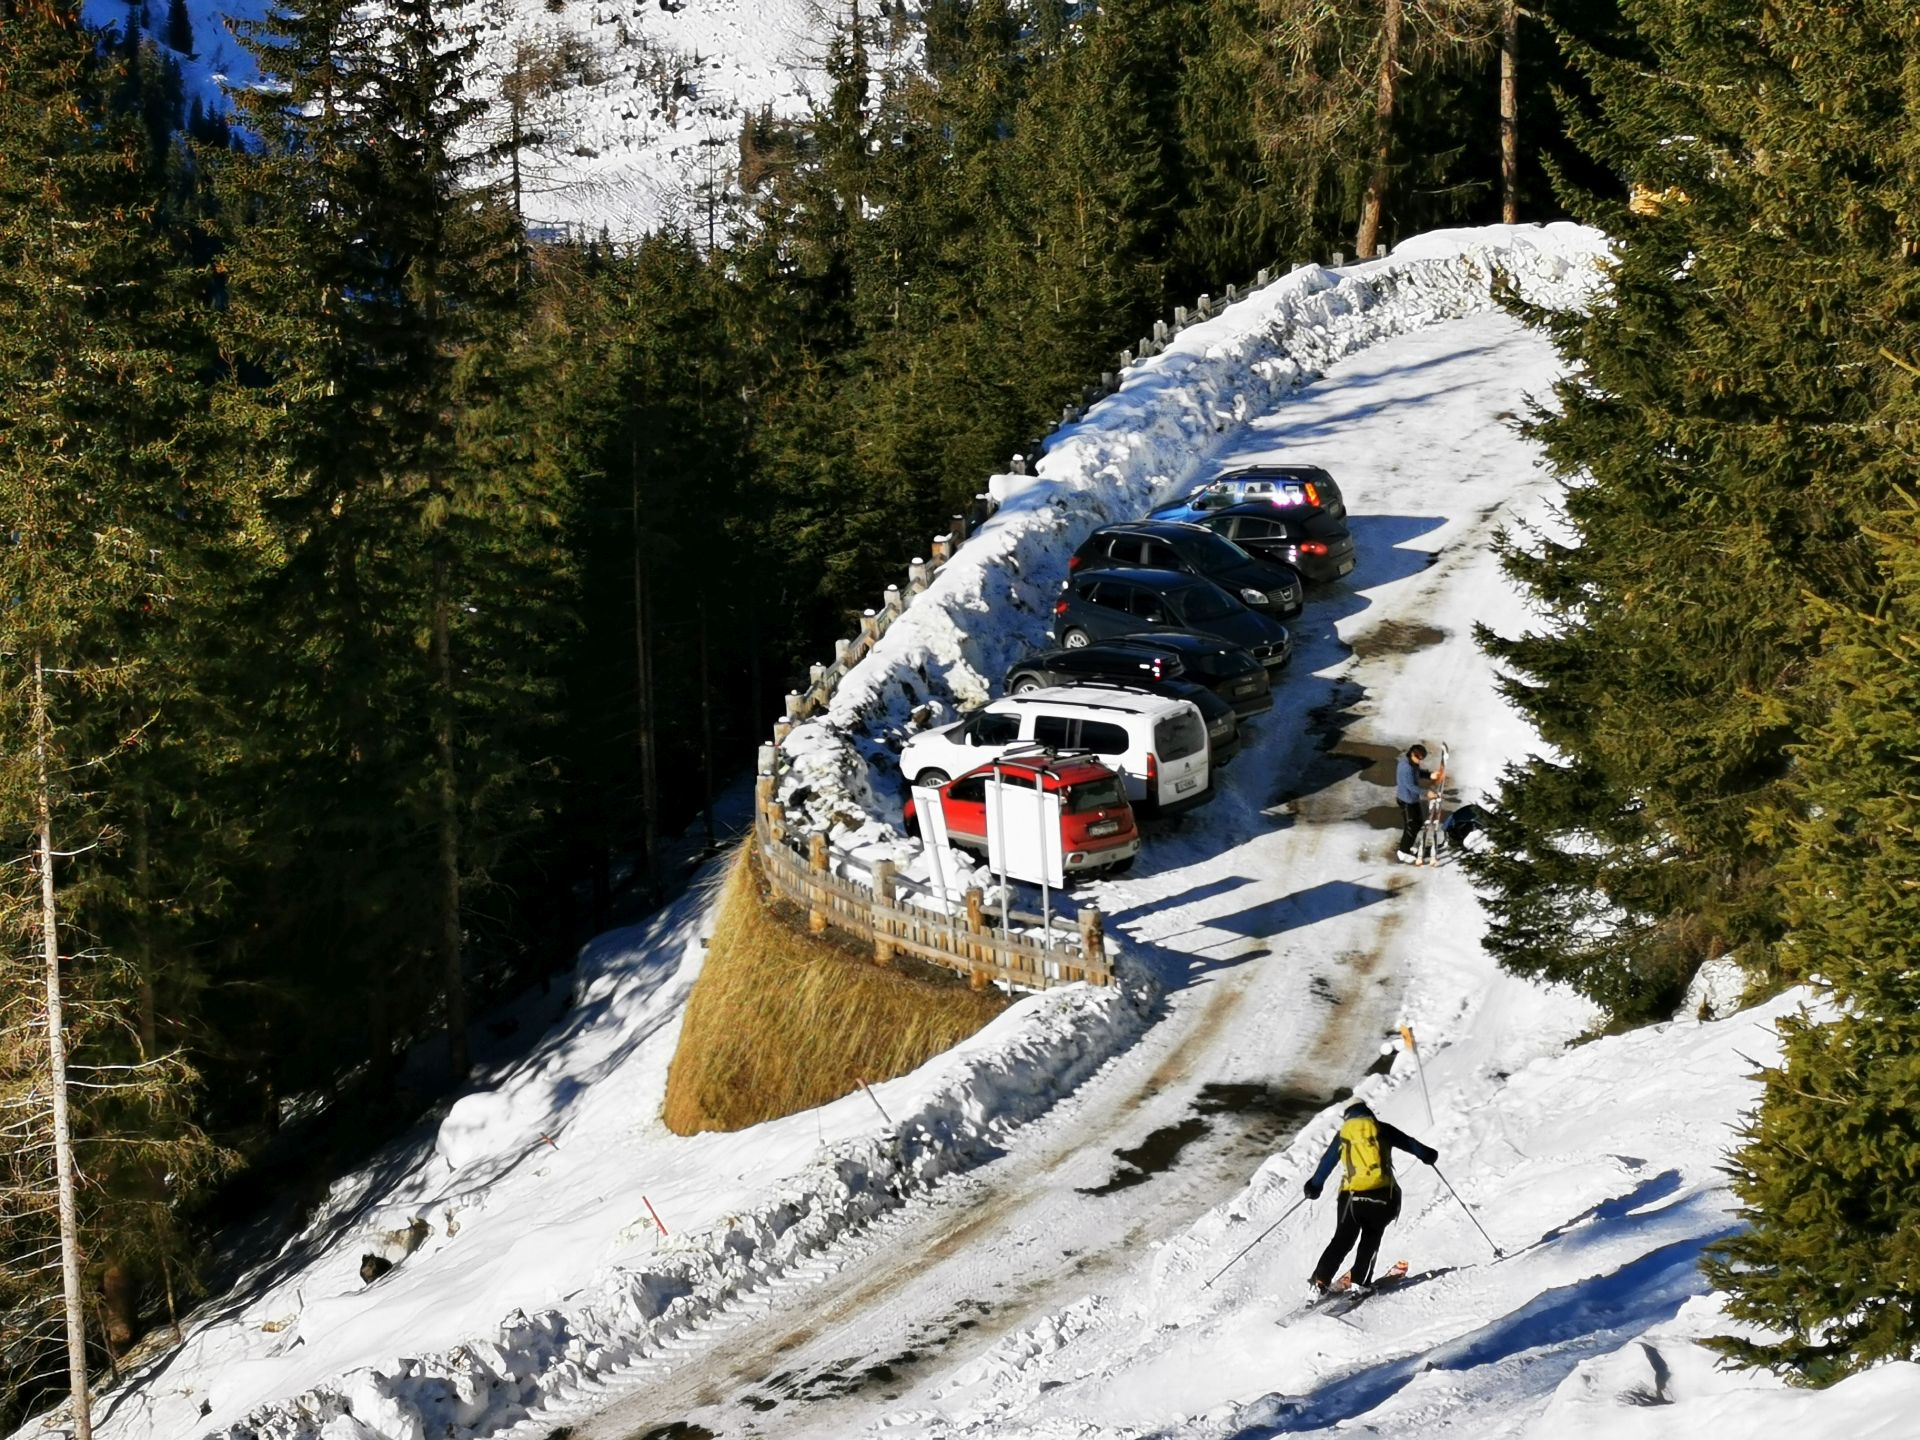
[1004, 636, 1272, 718]
[1193, 503, 1356, 585]
[1069, 521, 1303, 618]
[1049, 569, 1293, 670]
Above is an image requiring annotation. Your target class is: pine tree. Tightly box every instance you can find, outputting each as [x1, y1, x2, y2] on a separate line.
[220, 0, 538, 1086]
[164, 0, 192, 55]
[1704, 495, 1920, 1380]
[1467, 0, 1905, 1021]
[0, 2, 229, 1425]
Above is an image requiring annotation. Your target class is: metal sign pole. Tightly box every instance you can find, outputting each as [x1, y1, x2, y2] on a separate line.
[1037, 766, 1052, 953]
[992, 760, 1011, 937]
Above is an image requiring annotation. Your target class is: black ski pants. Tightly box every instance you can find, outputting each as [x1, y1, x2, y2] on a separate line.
[1397, 800, 1425, 854]
[1311, 1184, 1401, 1288]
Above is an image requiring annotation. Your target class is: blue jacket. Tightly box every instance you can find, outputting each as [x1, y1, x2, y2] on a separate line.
[1395, 754, 1431, 805]
[1308, 1104, 1437, 1193]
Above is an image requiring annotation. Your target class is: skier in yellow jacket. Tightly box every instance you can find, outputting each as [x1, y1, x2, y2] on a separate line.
[1302, 1099, 1438, 1291]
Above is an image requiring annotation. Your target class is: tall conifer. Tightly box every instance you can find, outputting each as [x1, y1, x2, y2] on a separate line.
[0, 1, 227, 1423]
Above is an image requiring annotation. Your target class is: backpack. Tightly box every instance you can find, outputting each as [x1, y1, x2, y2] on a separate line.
[1444, 803, 1483, 849]
[1340, 1113, 1391, 1192]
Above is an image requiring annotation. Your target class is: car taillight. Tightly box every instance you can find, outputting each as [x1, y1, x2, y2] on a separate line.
[1300, 541, 1329, 556]
[1304, 481, 1321, 506]
[1150, 659, 1164, 680]
[1068, 554, 1082, 570]
[1147, 753, 1159, 788]
[1054, 598, 1069, 615]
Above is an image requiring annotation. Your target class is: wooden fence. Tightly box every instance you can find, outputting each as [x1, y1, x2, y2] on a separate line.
[754, 780, 1111, 991]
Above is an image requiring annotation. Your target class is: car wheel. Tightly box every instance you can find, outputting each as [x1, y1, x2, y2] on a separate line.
[912, 769, 950, 788]
[1061, 628, 1092, 649]
[1012, 674, 1044, 694]
[903, 810, 921, 839]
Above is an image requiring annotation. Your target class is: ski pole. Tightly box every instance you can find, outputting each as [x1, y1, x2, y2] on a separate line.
[1401, 1025, 1434, 1126]
[1203, 1193, 1309, 1290]
[1432, 1165, 1504, 1258]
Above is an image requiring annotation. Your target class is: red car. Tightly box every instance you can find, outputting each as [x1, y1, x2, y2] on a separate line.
[904, 756, 1140, 874]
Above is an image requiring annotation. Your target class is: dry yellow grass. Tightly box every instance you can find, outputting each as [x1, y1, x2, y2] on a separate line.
[662, 845, 1008, 1136]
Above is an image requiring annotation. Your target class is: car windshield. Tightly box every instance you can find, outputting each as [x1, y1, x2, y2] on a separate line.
[1064, 776, 1126, 812]
[1179, 529, 1258, 569]
[1179, 582, 1241, 622]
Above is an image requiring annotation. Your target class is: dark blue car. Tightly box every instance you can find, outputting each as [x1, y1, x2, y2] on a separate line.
[1049, 569, 1293, 670]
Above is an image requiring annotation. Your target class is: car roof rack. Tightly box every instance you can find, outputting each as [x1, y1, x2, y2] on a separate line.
[1000, 686, 1174, 714]
[974, 743, 1107, 781]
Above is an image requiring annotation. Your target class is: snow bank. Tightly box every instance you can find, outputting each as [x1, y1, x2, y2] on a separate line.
[777, 224, 1609, 841]
[209, 980, 1149, 1440]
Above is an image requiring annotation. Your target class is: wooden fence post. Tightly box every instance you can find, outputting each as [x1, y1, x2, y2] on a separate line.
[965, 887, 988, 991]
[871, 860, 897, 967]
[1079, 907, 1106, 982]
[930, 534, 951, 565]
[808, 832, 830, 934]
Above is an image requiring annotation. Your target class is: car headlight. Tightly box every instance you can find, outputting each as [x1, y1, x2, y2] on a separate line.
[1238, 587, 1270, 606]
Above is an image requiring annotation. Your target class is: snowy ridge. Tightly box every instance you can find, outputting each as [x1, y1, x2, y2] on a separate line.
[777, 223, 1609, 847]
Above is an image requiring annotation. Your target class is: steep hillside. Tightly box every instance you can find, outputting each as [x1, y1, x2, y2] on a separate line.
[84, 0, 832, 237]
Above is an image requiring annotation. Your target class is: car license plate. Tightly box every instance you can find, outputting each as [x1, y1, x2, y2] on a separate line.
[1175, 776, 1198, 793]
[1235, 680, 1259, 695]
[1086, 820, 1120, 837]
[1338, 558, 1355, 576]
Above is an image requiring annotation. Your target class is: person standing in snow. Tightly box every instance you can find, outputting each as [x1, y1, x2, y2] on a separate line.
[1394, 743, 1444, 862]
[1303, 1100, 1437, 1291]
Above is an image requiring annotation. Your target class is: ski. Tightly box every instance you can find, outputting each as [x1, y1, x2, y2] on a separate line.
[1315, 1259, 1409, 1316]
[1278, 1262, 1409, 1325]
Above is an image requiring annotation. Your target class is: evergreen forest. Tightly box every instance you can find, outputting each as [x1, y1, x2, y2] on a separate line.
[3, 0, 1916, 1424]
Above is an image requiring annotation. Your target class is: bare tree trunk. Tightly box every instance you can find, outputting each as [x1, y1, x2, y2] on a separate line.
[432, 554, 469, 1080]
[32, 648, 93, 1440]
[631, 439, 660, 898]
[1500, 1, 1520, 225]
[1356, 0, 1404, 260]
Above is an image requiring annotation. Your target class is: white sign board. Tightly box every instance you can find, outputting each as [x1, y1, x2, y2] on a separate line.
[912, 785, 958, 904]
[985, 774, 1065, 889]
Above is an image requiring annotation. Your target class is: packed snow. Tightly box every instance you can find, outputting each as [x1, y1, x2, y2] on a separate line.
[20, 220, 1920, 1440]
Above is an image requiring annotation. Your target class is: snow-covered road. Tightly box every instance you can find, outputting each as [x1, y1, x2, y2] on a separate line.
[572, 308, 1589, 1438]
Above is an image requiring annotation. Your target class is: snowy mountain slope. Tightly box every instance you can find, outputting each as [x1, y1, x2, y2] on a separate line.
[85, 0, 835, 237]
[23, 220, 1914, 1440]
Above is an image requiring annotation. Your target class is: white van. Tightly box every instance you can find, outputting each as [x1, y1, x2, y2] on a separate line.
[899, 687, 1213, 814]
